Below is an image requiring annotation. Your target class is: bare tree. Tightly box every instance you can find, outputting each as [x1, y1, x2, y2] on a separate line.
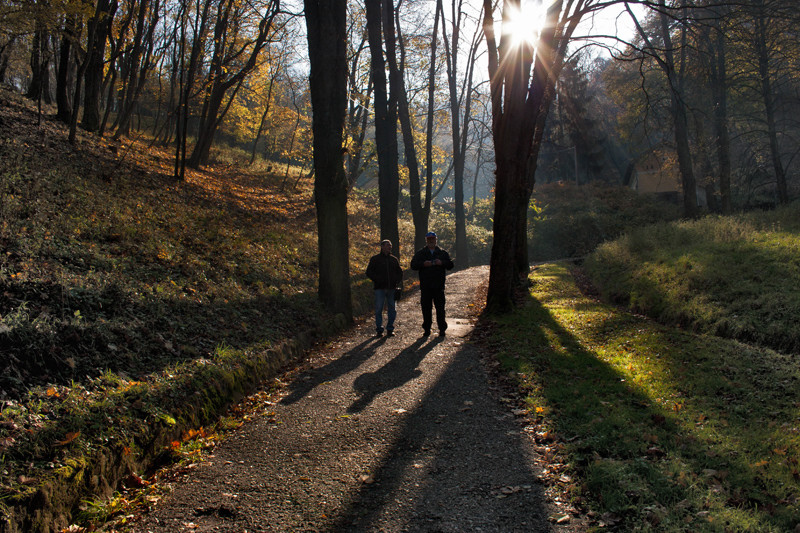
[186, 0, 282, 168]
[82, 0, 117, 132]
[439, 0, 482, 266]
[626, 1, 698, 217]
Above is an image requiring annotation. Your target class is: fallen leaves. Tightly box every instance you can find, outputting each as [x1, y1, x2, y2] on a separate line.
[55, 431, 80, 446]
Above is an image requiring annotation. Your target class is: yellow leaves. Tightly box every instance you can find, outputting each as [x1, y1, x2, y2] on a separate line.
[182, 427, 211, 442]
[46, 387, 60, 398]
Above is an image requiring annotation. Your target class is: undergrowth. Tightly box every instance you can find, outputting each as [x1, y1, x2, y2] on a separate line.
[584, 205, 800, 353]
[528, 182, 681, 261]
[0, 91, 385, 526]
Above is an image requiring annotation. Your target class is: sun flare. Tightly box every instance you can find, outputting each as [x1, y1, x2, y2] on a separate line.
[503, 1, 549, 48]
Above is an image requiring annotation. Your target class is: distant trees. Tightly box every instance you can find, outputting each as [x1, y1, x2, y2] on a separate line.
[2, 0, 798, 314]
[365, 0, 401, 258]
[440, 0, 483, 266]
[604, 0, 799, 211]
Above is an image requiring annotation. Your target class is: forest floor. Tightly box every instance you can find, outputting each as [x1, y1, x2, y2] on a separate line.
[130, 266, 585, 532]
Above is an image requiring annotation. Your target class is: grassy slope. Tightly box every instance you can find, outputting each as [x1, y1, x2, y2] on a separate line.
[0, 91, 390, 529]
[492, 263, 799, 531]
[584, 207, 800, 353]
[490, 209, 800, 531]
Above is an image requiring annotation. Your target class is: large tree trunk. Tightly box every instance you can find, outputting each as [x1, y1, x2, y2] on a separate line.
[82, 0, 116, 132]
[483, 0, 581, 312]
[304, 0, 353, 322]
[488, 139, 529, 313]
[56, 16, 77, 123]
[365, 0, 400, 257]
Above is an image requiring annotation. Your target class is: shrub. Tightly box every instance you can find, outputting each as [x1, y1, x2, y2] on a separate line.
[528, 182, 681, 261]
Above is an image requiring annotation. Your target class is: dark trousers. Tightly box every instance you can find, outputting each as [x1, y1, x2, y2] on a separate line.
[420, 286, 447, 332]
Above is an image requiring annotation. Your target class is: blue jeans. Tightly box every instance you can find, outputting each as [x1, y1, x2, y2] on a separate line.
[374, 288, 397, 333]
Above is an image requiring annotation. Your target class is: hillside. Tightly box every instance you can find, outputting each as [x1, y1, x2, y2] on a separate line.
[0, 89, 384, 530]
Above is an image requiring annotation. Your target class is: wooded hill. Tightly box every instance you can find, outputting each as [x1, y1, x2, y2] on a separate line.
[0, 88, 388, 531]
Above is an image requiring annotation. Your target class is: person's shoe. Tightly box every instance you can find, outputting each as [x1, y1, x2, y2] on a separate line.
[386, 330, 395, 337]
[438, 330, 446, 336]
[422, 329, 431, 337]
[376, 330, 384, 337]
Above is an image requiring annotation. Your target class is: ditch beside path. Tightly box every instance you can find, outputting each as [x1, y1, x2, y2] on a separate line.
[133, 266, 582, 532]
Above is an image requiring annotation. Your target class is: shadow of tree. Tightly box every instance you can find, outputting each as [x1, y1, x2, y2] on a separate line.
[505, 264, 799, 528]
[329, 341, 551, 532]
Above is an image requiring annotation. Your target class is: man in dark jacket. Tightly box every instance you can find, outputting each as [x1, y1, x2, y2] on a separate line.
[410, 231, 454, 336]
[366, 239, 403, 336]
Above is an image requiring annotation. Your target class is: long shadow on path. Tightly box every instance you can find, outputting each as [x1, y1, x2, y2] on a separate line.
[279, 337, 381, 406]
[348, 337, 443, 413]
[330, 338, 552, 532]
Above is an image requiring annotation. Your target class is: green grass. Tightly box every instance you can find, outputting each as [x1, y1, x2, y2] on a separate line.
[489, 262, 800, 531]
[584, 205, 800, 353]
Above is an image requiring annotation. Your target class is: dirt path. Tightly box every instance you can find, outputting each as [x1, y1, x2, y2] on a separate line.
[133, 266, 575, 532]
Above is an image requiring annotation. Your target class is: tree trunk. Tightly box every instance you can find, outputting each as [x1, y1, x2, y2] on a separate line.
[441, 0, 481, 266]
[754, 3, 788, 204]
[0, 37, 15, 83]
[710, 14, 732, 214]
[26, 27, 52, 105]
[365, 0, 400, 256]
[346, 76, 372, 190]
[660, 5, 698, 217]
[83, 0, 116, 132]
[393, 7, 424, 250]
[187, 0, 278, 168]
[483, 0, 581, 312]
[56, 17, 76, 123]
[115, 0, 159, 139]
[304, 0, 353, 321]
[249, 71, 277, 165]
[410, 1, 440, 251]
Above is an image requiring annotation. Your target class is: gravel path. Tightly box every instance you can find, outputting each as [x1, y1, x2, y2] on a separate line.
[134, 266, 574, 532]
